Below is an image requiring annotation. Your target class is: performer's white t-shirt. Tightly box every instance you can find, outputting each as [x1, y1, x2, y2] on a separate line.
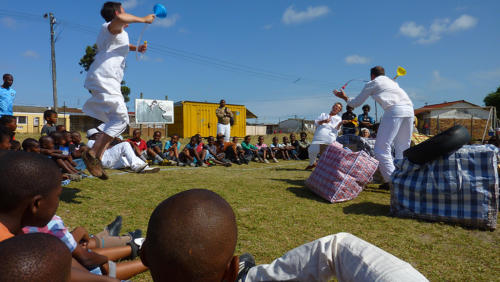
[312, 113, 342, 145]
[84, 22, 129, 95]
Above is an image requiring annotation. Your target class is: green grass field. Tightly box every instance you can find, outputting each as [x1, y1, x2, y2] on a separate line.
[15, 133, 500, 281]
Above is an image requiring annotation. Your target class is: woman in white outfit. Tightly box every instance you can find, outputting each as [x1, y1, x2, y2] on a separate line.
[334, 66, 414, 185]
[82, 2, 155, 179]
[306, 102, 343, 170]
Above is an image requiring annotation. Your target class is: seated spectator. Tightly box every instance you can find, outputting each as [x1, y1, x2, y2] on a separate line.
[140, 189, 428, 282]
[41, 109, 57, 136]
[0, 115, 16, 140]
[281, 136, 295, 160]
[232, 136, 248, 164]
[127, 129, 148, 162]
[87, 129, 159, 175]
[22, 138, 40, 153]
[70, 131, 87, 159]
[255, 135, 278, 163]
[181, 135, 207, 167]
[0, 233, 72, 282]
[0, 126, 11, 150]
[270, 136, 288, 160]
[283, 136, 299, 160]
[56, 124, 66, 132]
[358, 104, 374, 132]
[24, 215, 147, 280]
[146, 131, 174, 165]
[0, 151, 137, 281]
[297, 132, 310, 160]
[342, 105, 357, 135]
[163, 134, 183, 165]
[206, 136, 231, 166]
[10, 139, 20, 151]
[39, 135, 81, 177]
[241, 135, 264, 163]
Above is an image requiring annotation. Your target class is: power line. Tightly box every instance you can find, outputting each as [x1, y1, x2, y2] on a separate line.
[0, 8, 338, 89]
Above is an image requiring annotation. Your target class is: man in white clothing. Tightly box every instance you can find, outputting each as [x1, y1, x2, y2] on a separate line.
[86, 129, 159, 174]
[306, 102, 343, 170]
[334, 66, 414, 185]
[216, 99, 233, 142]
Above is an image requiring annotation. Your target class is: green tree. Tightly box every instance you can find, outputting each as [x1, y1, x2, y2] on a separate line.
[484, 85, 500, 118]
[79, 44, 130, 102]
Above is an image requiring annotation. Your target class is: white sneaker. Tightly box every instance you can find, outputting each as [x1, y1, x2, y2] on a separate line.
[264, 159, 270, 163]
[131, 163, 148, 173]
[273, 158, 279, 163]
[140, 166, 160, 173]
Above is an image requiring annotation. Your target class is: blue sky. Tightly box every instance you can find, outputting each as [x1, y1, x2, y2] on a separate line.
[1, 0, 499, 122]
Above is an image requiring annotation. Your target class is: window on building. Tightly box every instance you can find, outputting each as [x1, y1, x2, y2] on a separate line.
[16, 116, 27, 124]
[33, 117, 40, 127]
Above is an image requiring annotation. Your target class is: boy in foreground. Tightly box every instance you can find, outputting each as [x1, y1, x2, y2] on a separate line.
[141, 189, 428, 282]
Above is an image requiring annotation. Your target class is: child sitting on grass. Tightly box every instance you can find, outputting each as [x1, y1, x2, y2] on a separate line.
[270, 136, 288, 160]
[0, 115, 16, 140]
[39, 135, 81, 177]
[10, 140, 21, 151]
[232, 136, 248, 164]
[282, 136, 298, 160]
[0, 126, 11, 150]
[297, 132, 310, 160]
[22, 138, 41, 153]
[56, 124, 66, 133]
[181, 136, 207, 167]
[163, 134, 182, 165]
[41, 109, 58, 136]
[206, 136, 231, 166]
[255, 135, 278, 163]
[140, 189, 428, 282]
[241, 135, 265, 163]
[146, 130, 174, 165]
[70, 131, 87, 159]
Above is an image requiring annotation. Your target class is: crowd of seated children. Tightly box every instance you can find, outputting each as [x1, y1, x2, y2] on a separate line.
[180, 135, 208, 167]
[39, 135, 82, 180]
[232, 136, 249, 164]
[270, 136, 290, 160]
[255, 135, 278, 163]
[0, 115, 16, 139]
[0, 151, 148, 281]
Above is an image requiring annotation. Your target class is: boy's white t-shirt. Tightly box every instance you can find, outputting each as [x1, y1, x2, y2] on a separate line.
[84, 22, 129, 95]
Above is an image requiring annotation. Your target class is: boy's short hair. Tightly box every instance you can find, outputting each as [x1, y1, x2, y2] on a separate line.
[10, 140, 21, 151]
[101, 1, 122, 22]
[22, 138, 39, 151]
[171, 134, 179, 139]
[0, 126, 12, 143]
[39, 135, 53, 147]
[300, 131, 307, 137]
[51, 131, 63, 142]
[142, 189, 237, 281]
[43, 109, 57, 120]
[2, 73, 13, 80]
[0, 233, 71, 282]
[0, 151, 61, 212]
[0, 115, 15, 126]
[362, 104, 371, 111]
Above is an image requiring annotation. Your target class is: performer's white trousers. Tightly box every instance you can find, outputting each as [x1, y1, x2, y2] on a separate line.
[83, 91, 129, 138]
[308, 144, 320, 166]
[245, 233, 428, 282]
[217, 123, 231, 142]
[374, 114, 414, 182]
[101, 142, 145, 170]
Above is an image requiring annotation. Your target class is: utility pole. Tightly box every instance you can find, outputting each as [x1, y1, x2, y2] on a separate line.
[44, 12, 58, 111]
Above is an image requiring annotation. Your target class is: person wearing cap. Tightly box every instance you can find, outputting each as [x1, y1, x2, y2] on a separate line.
[334, 66, 414, 188]
[86, 129, 159, 174]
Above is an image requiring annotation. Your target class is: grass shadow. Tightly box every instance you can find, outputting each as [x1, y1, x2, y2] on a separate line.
[286, 187, 330, 203]
[274, 167, 308, 172]
[271, 178, 306, 187]
[60, 187, 89, 204]
[343, 202, 391, 217]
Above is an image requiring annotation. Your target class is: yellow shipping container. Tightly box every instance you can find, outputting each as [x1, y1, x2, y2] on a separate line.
[13, 111, 70, 134]
[168, 101, 256, 138]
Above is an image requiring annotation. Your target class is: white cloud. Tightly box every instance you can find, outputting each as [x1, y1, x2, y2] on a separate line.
[282, 5, 330, 25]
[121, 0, 139, 10]
[399, 14, 478, 44]
[22, 50, 39, 59]
[399, 22, 426, 38]
[262, 24, 273, 30]
[1, 17, 16, 28]
[449, 14, 477, 31]
[472, 68, 500, 81]
[345, 55, 370, 65]
[154, 14, 180, 28]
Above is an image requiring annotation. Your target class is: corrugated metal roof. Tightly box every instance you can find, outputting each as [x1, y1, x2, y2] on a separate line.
[414, 100, 481, 115]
